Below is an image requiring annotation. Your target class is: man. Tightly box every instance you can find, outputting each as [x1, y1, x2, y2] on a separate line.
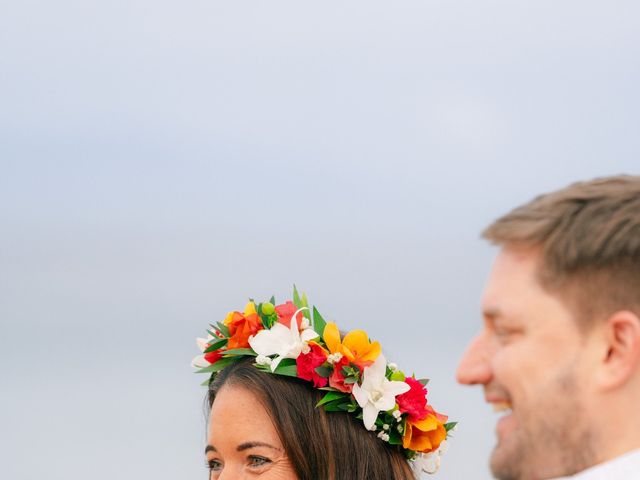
[457, 175, 640, 479]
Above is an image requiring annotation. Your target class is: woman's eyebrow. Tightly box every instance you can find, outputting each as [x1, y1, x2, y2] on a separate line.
[205, 445, 216, 454]
[237, 441, 281, 452]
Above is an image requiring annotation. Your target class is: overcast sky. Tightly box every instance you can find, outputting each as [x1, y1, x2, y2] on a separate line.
[1, 1, 639, 479]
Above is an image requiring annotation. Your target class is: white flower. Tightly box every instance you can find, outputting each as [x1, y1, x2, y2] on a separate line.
[191, 334, 214, 368]
[411, 440, 448, 475]
[382, 424, 390, 431]
[377, 431, 390, 442]
[352, 354, 411, 431]
[248, 308, 318, 371]
[393, 410, 402, 420]
[388, 362, 398, 372]
[411, 452, 441, 475]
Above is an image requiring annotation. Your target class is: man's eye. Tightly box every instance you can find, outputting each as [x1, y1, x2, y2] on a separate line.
[495, 328, 521, 342]
[248, 455, 271, 468]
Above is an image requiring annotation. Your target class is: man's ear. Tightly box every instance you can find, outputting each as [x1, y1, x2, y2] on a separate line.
[597, 310, 640, 390]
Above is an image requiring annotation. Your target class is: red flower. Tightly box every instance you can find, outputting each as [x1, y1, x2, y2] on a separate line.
[204, 349, 223, 364]
[275, 301, 304, 329]
[329, 357, 357, 393]
[396, 377, 429, 422]
[296, 343, 328, 387]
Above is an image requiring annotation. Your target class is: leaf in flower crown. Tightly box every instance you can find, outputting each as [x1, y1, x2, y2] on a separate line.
[195, 356, 238, 374]
[273, 358, 298, 377]
[312, 306, 327, 338]
[301, 292, 310, 319]
[293, 285, 303, 308]
[204, 338, 228, 353]
[317, 391, 347, 407]
[223, 348, 257, 356]
[314, 365, 333, 378]
[388, 429, 403, 445]
[215, 321, 230, 337]
[444, 422, 458, 432]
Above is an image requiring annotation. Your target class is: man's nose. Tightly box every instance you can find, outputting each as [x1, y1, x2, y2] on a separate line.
[456, 332, 493, 386]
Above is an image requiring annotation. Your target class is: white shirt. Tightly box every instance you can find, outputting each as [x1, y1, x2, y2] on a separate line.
[552, 449, 640, 479]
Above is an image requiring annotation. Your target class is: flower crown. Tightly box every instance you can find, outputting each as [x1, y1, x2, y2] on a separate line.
[192, 287, 456, 475]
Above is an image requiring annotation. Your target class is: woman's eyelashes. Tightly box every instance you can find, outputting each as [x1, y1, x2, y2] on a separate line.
[207, 459, 222, 472]
[206, 455, 272, 474]
[248, 455, 272, 468]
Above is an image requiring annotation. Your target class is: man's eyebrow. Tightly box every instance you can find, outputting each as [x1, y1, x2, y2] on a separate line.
[237, 441, 281, 452]
[205, 445, 216, 455]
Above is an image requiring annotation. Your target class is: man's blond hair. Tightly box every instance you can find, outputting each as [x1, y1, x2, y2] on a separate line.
[483, 175, 640, 327]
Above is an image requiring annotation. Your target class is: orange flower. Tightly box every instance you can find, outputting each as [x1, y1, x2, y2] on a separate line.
[323, 322, 381, 368]
[224, 302, 263, 349]
[402, 413, 448, 453]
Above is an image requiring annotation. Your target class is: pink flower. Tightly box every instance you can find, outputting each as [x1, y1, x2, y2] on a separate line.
[397, 377, 429, 422]
[275, 301, 305, 329]
[296, 342, 329, 387]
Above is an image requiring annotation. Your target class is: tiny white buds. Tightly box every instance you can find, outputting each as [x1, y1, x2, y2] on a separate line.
[256, 355, 272, 366]
[327, 352, 343, 364]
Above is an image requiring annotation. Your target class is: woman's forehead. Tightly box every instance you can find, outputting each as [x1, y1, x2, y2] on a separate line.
[208, 385, 282, 447]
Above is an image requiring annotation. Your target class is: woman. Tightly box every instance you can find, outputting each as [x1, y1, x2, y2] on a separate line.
[193, 292, 454, 479]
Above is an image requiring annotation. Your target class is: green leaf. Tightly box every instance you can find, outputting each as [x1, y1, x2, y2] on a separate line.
[314, 365, 333, 378]
[204, 338, 228, 353]
[417, 378, 430, 386]
[444, 422, 458, 432]
[272, 358, 298, 377]
[317, 391, 347, 407]
[293, 284, 303, 309]
[269, 295, 276, 305]
[194, 356, 237, 374]
[215, 321, 230, 337]
[274, 364, 298, 377]
[388, 429, 402, 445]
[300, 292, 310, 319]
[223, 348, 256, 356]
[312, 306, 327, 336]
[321, 398, 351, 412]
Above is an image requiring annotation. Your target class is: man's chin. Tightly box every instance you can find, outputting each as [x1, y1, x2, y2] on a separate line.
[490, 437, 524, 480]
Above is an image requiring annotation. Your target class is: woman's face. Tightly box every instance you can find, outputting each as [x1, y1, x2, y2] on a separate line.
[206, 384, 298, 480]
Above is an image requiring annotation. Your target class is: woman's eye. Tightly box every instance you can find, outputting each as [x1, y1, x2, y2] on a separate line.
[248, 456, 271, 468]
[207, 459, 223, 471]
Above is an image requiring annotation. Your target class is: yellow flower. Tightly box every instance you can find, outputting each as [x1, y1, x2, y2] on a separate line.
[224, 301, 257, 325]
[323, 322, 381, 368]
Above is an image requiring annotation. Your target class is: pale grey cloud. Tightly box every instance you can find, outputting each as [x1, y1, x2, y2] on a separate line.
[1, 1, 638, 479]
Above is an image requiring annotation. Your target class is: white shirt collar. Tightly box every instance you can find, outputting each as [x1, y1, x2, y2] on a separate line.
[551, 449, 640, 479]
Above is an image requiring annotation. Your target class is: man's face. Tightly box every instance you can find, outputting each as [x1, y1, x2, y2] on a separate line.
[457, 248, 597, 479]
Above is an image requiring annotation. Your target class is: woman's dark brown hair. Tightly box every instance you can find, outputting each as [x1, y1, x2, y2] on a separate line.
[207, 358, 416, 480]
